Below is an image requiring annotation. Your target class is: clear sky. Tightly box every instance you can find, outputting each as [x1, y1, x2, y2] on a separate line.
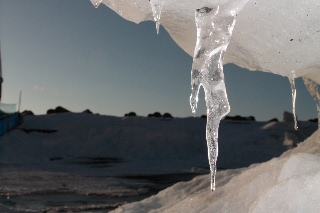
[0, 0, 317, 121]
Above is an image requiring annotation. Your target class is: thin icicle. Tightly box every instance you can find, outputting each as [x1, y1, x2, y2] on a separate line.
[289, 71, 298, 130]
[303, 77, 320, 128]
[190, 6, 238, 191]
[149, 0, 165, 34]
[93, 0, 103, 8]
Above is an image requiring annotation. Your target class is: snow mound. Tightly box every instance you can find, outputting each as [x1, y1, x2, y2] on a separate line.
[111, 130, 320, 213]
[91, 0, 320, 82]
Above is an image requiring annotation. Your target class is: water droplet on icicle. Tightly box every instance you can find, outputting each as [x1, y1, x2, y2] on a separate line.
[190, 5, 238, 191]
[303, 77, 320, 128]
[289, 71, 298, 130]
[149, 0, 164, 34]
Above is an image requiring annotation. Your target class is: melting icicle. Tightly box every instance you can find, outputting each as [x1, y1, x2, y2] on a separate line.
[190, 6, 238, 191]
[94, 0, 103, 8]
[289, 71, 298, 130]
[149, 0, 164, 34]
[303, 77, 320, 128]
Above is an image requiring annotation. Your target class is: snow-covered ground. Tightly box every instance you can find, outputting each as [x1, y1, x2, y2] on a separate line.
[112, 130, 320, 213]
[0, 112, 317, 212]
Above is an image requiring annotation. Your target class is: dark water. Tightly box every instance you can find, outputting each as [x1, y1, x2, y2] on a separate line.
[0, 168, 203, 212]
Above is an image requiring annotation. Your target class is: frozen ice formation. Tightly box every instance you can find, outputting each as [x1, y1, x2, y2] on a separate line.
[190, 4, 239, 191]
[149, 0, 164, 34]
[93, 0, 103, 8]
[289, 71, 298, 130]
[91, 0, 320, 190]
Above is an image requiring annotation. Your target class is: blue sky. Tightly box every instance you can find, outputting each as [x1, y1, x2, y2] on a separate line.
[0, 0, 317, 120]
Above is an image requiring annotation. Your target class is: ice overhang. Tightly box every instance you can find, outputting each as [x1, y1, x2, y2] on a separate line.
[90, 0, 320, 83]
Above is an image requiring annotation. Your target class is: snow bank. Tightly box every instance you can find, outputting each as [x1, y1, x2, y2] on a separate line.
[111, 130, 320, 213]
[91, 0, 320, 82]
[1, 113, 314, 174]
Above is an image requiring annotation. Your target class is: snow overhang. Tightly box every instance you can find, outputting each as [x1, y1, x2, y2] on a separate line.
[90, 0, 320, 83]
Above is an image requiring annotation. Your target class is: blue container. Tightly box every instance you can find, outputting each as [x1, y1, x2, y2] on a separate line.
[0, 113, 21, 136]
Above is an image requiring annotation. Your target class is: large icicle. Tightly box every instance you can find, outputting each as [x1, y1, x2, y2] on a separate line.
[289, 71, 298, 130]
[149, 0, 165, 34]
[190, 6, 238, 191]
[303, 77, 320, 128]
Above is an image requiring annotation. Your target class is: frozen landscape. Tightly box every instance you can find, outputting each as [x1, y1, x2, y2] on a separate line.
[1, 0, 320, 212]
[0, 112, 318, 212]
[90, 0, 320, 192]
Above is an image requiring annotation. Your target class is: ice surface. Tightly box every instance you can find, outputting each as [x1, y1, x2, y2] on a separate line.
[303, 77, 320, 127]
[289, 71, 298, 130]
[190, 4, 240, 191]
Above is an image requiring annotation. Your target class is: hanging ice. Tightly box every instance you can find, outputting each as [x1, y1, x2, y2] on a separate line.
[93, 0, 103, 8]
[190, 5, 239, 191]
[303, 77, 320, 128]
[149, 0, 164, 34]
[289, 71, 298, 130]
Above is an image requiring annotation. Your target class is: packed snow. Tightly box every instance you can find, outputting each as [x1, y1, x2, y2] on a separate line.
[91, 0, 320, 82]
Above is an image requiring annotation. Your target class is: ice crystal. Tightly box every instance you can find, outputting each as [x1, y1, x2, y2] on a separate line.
[190, 5, 238, 191]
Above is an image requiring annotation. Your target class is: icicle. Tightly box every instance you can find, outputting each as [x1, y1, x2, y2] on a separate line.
[303, 77, 320, 128]
[190, 6, 238, 191]
[94, 0, 103, 8]
[149, 0, 165, 34]
[289, 71, 298, 130]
